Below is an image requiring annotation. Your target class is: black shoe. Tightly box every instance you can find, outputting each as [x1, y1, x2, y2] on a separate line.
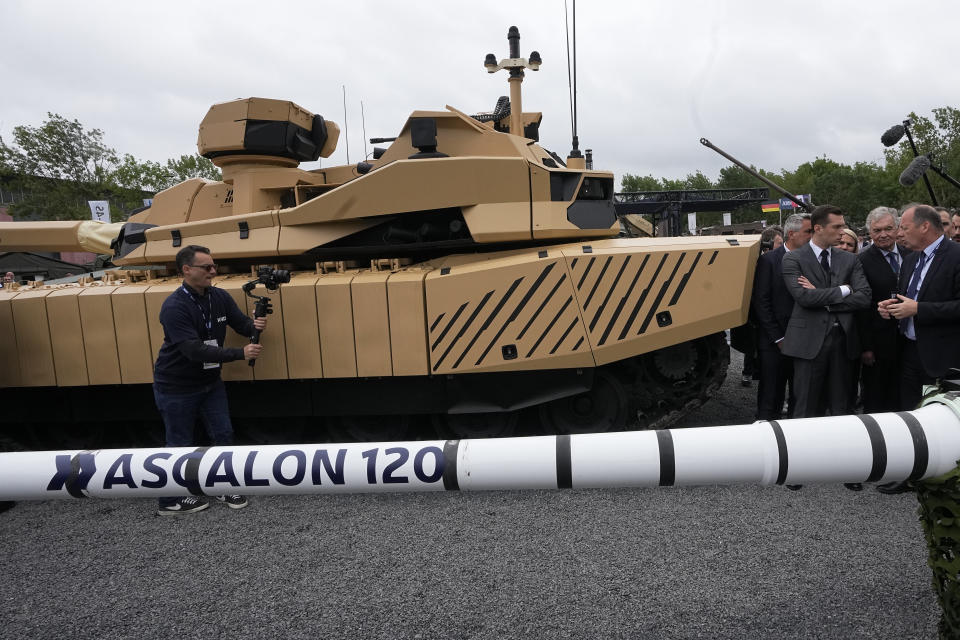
[786, 484, 803, 491]
[157, 496, 209, 516]
[216, 495, 249, 510]
[844, 483, 863, 491]
[876, 481, 913, 495]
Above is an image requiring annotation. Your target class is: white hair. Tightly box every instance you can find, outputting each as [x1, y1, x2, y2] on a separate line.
[866, 206, 898, 230]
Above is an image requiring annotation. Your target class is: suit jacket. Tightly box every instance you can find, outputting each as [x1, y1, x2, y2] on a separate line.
[857, 244, 913, 359]
[899, 237, 960, 378]
[781, 243, 872, 360]
[751, 245, 794, 347]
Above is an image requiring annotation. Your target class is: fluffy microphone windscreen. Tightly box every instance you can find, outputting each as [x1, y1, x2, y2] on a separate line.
[899, 154, 931, 186]
[881, 124, 906, 147]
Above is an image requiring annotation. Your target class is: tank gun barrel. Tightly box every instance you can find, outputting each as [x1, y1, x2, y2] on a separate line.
[699, 138, 813, 213]
[0, 220, 123, 254]
[3, 394, 959, 501]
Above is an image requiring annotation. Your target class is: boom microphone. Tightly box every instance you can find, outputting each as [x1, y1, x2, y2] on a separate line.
[881, 124, 906, 147]
[899, 154, 932, 186]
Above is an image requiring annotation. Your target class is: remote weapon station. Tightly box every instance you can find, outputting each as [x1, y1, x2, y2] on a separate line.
[0, 28, 758, 444]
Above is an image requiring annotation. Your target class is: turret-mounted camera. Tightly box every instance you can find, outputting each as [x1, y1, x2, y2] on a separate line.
[241, 266, 291, 367]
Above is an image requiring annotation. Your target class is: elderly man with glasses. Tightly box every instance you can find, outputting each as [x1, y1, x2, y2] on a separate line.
[152, 244, 267, 515]
[855, 207, 912, 415]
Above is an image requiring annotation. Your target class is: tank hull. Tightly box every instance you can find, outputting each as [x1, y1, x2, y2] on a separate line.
[0, 235, 755, 441]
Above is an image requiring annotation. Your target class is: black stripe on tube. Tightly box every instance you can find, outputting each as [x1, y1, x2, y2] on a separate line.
[442, 440, 460, 491]
[656, 430, 675, 486]
[556, 435, 572, 489]
[184, 447, 208, 496]
[63, 451, 94, 499]
[768, 420, 788, 485]
[896, 412, 929, 480]
[855, 414, 887, 483]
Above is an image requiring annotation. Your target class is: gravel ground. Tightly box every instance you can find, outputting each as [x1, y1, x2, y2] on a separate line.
[0, 350, 939, 639]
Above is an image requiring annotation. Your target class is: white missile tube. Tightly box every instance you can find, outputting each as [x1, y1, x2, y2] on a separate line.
[1, 399, 959, 502]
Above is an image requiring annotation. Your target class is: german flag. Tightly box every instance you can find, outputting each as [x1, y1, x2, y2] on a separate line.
[760, 202, 780, 213]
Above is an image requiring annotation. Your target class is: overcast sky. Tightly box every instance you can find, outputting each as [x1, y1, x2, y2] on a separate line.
[2, 1, 958, 188]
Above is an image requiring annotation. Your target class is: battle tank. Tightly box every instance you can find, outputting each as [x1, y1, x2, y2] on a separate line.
[0, 28, 757, 446]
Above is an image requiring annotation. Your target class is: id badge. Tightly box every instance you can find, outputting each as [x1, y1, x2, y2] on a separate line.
[202, 339, 220, 370]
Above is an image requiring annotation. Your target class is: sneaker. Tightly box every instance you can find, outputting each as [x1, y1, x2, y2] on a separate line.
[216, 495, 249, 510]
[157, 496, 209, 516]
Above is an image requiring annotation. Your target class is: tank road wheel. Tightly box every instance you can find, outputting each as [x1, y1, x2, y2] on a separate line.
[538, 370, 629, 434]
[627, 331, 730, 430]
[432, 411, 519, 439]
[327, 415, 411, 443]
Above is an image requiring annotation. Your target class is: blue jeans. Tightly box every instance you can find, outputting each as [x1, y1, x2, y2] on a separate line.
[154, 379, 234, 506]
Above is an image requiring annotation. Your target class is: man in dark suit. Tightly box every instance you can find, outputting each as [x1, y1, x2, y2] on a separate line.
[876, 203, 960, 494]
[856, 207, 912, 413]
[880, 204, 960, 410]
[751, 213, 811, 419]
[781, 205, 871, 418]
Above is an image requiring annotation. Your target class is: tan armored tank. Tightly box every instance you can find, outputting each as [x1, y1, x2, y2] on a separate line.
[0, 28, 757, 444]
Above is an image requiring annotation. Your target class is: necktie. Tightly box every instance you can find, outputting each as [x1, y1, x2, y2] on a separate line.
[886, 252, 899, 275]
[819, 249, 830, 276]
[900, 252, 927, 335]
[905, 252, 926, 300]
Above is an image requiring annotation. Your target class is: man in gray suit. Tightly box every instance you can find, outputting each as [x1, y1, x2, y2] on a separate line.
[781, 205, 871, 418]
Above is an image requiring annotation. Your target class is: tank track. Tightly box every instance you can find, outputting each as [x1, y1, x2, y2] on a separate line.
[616, 331, 730, 430]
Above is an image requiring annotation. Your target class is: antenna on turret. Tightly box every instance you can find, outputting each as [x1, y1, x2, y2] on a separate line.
[342, 85, 350, 164]
[361, 100, 368, 159]
[565, 1, 584, 168]
[483, 26, 541, 138]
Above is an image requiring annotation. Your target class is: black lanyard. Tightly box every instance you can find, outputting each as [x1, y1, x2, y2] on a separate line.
[180, 285, 213, 339]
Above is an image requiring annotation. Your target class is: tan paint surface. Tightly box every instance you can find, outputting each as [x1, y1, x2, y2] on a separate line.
[144, 282, 181, 364]
[78, 287, 122, 385]
[11, 290, 56, 386]
[45, 289, 88, 387]
[351, 271, 393, 377]
[316, 273, 358, 378]
[0, 291, 22, 387]
[425, 250, 594, 375]
[281, 273, 324, 379]
[387, 270, 430, 376]
[112, 286, 154, 384]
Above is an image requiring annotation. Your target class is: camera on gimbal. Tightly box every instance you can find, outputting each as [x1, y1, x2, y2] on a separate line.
[242, 267, 291, 367]
[243, 266, 291, 294]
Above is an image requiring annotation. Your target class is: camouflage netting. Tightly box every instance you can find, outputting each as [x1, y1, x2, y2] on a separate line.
[917, 461, 960, 640]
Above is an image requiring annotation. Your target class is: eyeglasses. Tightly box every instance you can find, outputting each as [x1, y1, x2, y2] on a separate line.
[188, 263, 217, 272]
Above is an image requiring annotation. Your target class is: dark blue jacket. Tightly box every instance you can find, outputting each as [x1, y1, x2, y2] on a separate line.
[153, 283, 254, 391]
[751, 245, 794, 346]
[898, 237, 960, 377]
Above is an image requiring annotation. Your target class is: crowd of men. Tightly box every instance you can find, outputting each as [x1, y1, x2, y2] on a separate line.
[742, 203, 960, 493]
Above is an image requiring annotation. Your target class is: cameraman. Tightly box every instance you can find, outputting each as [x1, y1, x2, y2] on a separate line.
[153, 245, 266, 516]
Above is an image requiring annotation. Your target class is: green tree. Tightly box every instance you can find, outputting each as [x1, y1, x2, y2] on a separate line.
[882, 108, 960, 209]
[114, 153, 221, 193]
[0, 114, 222, 221]
[620, 173, 663, 191]
[0, 114, 117, 220]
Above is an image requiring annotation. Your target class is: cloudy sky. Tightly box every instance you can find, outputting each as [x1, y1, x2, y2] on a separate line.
[2, 1, 958, 187]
